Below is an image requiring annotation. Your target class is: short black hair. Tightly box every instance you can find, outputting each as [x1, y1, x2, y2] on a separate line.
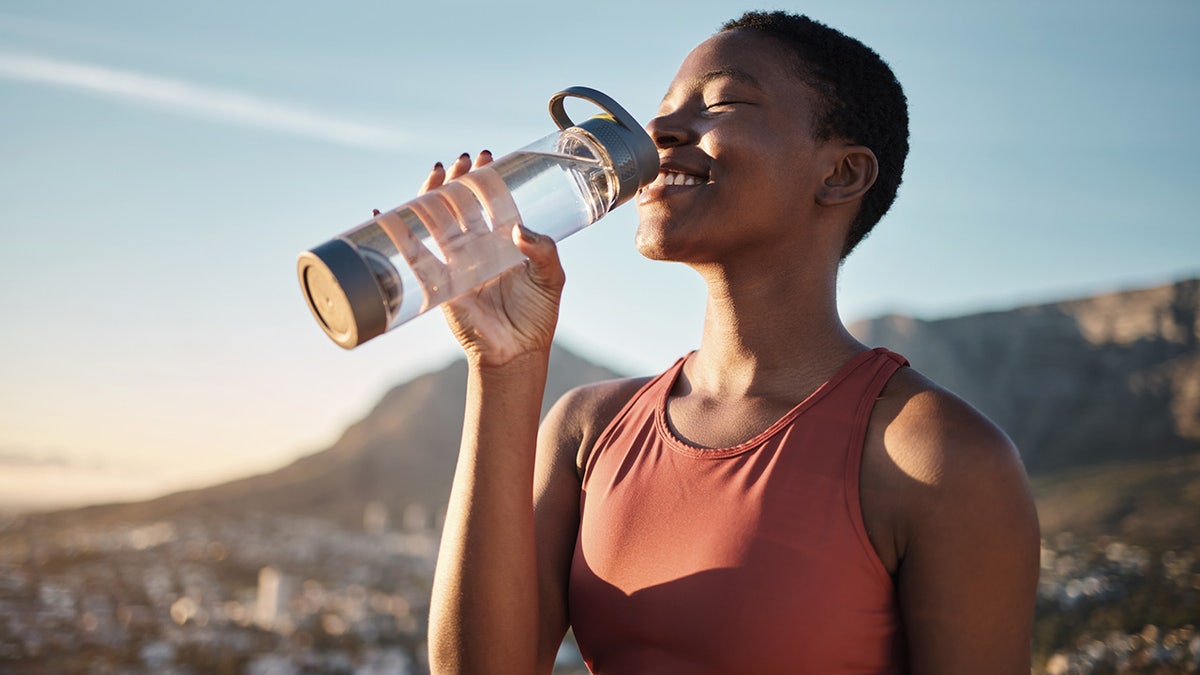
[721, 11, 910, 258]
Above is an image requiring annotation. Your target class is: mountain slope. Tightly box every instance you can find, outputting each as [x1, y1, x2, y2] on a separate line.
[10, 278, 1200, 675]
[850, 277, 1200, 472]
[1032, 453, 1200, 543]
[27, 277, 1200, 531]
[34, 344, 622, 530]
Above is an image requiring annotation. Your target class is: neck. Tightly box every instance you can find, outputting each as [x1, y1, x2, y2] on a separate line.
[686, 254, 864, 398]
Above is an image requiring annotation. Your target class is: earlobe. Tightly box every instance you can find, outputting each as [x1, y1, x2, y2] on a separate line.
[816, 146, 878, 206]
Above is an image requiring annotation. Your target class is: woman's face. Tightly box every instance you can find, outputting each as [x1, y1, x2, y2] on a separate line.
[635, 29, 834, 266]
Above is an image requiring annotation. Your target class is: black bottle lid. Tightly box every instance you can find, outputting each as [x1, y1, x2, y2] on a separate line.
[297, 238, 388, 349]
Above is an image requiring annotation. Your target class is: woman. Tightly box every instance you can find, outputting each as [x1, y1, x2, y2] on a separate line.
[426, 11, 1040, 674]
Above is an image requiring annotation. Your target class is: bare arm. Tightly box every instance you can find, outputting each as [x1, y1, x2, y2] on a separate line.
[431, 363, 642, 674]
[430, 355, 547, 673]
[425, 153, 566, 674]
[867, 373, 1041, 674]
[423, 154, 649, 673]
[531, 390, 586, 670]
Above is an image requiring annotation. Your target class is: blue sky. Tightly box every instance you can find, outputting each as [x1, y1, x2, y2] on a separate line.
[1, 1, 1197, 510]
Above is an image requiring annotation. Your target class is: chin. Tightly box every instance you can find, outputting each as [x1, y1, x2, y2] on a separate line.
[636, 209, 722, 262]
[634, 221, 677, 262]
[634, 237, 670, 262]
[635, 231, 707, 266]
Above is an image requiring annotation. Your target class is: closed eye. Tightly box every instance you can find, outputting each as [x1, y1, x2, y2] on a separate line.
[705, 101, 745, 111]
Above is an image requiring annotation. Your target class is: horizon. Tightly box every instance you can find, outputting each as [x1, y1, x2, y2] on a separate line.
[2, 272, 1195, 516]
[2, 1, 1198, 512]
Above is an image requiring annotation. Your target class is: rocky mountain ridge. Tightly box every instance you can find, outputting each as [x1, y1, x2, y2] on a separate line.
[24, 276, 1200, 532]
[850, 277, 1200, 472]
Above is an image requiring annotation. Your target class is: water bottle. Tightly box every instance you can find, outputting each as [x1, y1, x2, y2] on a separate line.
[296, 86, 658, 349]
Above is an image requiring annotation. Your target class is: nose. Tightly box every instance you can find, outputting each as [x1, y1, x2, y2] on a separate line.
[646, 109, 697, 149]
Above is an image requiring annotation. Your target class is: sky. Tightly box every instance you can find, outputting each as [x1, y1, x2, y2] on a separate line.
[1, 1, 1197, 512]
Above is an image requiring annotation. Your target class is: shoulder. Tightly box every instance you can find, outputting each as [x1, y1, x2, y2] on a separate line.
[862, 363, 1039, 566]
[540, 375, 656, 474]
[865, 366, 1042, 671]
[870, 364, 1026, 494]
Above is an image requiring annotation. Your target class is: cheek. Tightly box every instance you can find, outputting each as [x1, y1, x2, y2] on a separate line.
[708, 132, 789, 186]
[739, 145, 820, 210]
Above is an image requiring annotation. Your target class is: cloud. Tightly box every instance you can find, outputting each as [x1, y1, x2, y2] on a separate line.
[0, 51, 411, 150]
[0, 444, 73, 468]
[0, 444, 133, 471]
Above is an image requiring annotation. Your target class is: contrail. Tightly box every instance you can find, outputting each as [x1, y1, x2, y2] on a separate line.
[0, 51, 411, 150]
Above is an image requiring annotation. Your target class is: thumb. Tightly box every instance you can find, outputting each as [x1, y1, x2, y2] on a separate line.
[512, 224, 565, 290]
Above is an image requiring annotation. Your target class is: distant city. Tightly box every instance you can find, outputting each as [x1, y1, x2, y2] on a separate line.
[1036, 531, 1200, 672]
[1, 499, 1196, 674]
[0, 502, 586, 674]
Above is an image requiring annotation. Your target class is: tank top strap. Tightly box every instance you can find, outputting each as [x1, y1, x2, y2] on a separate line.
[876, 347, 909, 368]
[843, 347, 909, 578]
[847, 347, 909, 427]
[808, 347, 908, 413]
[581, 354, 690, 486]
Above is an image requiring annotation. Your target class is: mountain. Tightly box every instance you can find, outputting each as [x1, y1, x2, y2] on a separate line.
[1030, 452, 1200, 544]
[850, 277, 1200, 473]
[29, 345, 621, 531]
[24, 277, 1200, 533]
[10, 277, 1200, 675]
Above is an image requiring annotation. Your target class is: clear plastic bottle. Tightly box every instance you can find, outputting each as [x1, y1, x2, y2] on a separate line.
[297, 87, 658, 349]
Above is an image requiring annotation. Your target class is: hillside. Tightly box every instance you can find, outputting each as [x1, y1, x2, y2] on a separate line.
[23, 277, 1200, 532]
[1032, 452, 1200, 542]
[851, 277, 1200, 472]
[27, 345, 620, 531]
[6, 277, 1200, 674]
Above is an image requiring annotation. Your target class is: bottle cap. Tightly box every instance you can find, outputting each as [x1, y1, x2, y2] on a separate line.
[549, 87, 659, 207]
[297, 238, 389, 349]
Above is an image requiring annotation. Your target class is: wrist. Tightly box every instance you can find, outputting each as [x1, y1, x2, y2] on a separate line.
[468, 345, 552, 379]
[465, 344, 553, 373]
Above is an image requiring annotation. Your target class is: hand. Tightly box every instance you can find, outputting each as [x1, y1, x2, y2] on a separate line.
[421, 151, 566, 367]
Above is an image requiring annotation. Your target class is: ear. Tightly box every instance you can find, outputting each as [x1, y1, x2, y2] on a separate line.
[815, 145, 878, 207]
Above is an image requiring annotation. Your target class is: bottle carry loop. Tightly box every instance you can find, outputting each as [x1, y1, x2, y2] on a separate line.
[547, 86, 658, 206]
[549, 86, 643, 132]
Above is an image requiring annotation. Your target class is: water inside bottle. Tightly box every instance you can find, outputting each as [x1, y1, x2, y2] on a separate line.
[349, 149, 612, 328]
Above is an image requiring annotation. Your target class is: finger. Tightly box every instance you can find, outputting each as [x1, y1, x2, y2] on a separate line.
[455, 158, 510, 236]
[418, 162, 445, 195]
[512, 225, 566, 289]
[375, 207, 450, 295]
[445, 153, 472, 182]
[472, 149, 493, 170]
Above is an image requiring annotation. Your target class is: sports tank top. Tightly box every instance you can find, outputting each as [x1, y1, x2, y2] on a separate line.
[568, 347, 909, 674]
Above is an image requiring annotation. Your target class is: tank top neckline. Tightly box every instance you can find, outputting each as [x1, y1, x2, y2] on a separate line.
[654, 347, 887, 459]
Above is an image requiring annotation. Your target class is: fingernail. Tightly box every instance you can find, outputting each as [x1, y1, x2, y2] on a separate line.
[372, 209, 381, 216]
[480, 149, 492, 156]
[458, 152, 470, 161]
[433, 162, 443, 170]
[517, 224, 536, 242]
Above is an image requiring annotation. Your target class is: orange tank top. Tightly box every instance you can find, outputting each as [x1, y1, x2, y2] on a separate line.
[568, 347, 909, 674]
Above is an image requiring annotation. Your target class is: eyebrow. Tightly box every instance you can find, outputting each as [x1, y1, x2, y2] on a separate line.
[662, 68, 763, 103]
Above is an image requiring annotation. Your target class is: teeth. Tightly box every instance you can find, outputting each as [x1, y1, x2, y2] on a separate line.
[662, 172, 703, 186]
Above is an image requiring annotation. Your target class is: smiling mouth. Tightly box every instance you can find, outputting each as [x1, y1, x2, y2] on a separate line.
[637, 169, 710, 205]
[656, 170, 709, 187]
